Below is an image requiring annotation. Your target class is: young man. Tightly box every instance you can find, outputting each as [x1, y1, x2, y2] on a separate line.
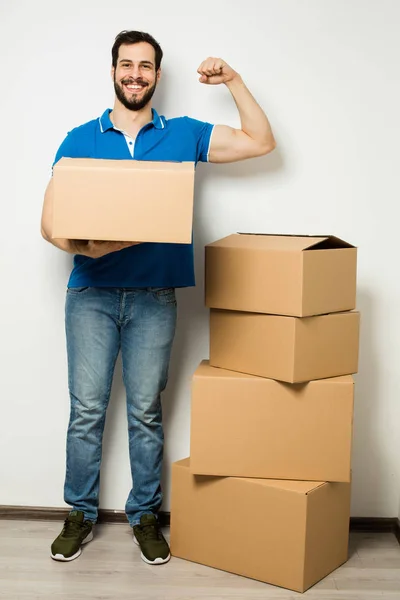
[41, 30, 275, 565]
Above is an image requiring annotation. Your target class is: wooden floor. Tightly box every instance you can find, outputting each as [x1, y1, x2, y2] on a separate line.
[0, 520, 399, 599]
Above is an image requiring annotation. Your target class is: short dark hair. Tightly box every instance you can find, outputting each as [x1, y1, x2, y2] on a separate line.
[112, 30, 163, 71]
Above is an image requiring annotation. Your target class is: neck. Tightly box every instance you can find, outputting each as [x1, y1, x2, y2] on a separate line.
[110, 99, 153, 137]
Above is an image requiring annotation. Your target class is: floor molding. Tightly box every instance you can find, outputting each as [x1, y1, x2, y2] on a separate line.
[351, 516, 400, 544]
[0, 506, 399, 542]
[0, 506, 170, 527]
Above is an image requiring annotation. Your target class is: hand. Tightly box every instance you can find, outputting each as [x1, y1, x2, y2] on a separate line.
[72, 240, 141, 259]
[197, 57, 238, 85]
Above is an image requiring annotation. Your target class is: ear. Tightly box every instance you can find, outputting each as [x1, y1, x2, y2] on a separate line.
[156, 68, 162, 83]
[111, 66, 115, 82]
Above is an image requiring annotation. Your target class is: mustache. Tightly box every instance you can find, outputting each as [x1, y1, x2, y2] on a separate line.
[120, 78, 148, 86]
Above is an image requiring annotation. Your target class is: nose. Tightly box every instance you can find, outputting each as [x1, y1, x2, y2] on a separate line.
[130, 64, 141, 79]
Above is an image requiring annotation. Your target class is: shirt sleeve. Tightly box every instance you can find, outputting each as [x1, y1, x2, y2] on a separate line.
[52, 129, 82, 168]
[184, 117, 215, 163]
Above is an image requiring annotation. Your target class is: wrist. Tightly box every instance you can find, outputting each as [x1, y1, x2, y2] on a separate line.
[225, 73, 243, 89]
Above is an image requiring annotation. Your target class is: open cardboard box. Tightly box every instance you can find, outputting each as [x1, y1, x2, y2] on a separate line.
[205, 233, 357, 317]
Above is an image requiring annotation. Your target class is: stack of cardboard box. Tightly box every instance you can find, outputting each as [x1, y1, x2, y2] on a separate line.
[170, 233, 360, 593]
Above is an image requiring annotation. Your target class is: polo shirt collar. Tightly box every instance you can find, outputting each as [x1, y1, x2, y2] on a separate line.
[99, 108, 164, 133]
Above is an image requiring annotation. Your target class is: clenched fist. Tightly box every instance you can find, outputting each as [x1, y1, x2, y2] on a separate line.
[197, 58, 239, 85]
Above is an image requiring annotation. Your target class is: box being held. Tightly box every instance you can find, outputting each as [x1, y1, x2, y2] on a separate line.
[52, 158, 195, 244]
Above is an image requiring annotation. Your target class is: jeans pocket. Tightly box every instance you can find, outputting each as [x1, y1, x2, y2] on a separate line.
[150, 287, 177, 306]
[67, 287, 91, 295]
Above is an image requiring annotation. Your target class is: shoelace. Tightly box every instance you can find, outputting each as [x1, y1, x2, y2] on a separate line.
[138, 523, 162, 541]
[62, 519, 87, 538]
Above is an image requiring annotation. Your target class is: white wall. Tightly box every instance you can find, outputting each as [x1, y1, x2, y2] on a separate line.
[399, 495, 400, 522]
[1, 0, 399, 517]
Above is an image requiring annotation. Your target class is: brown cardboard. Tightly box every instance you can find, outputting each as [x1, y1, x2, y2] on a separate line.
[205, 233, 357, 317]
[52, 158, 195, 243]
[209, 309, 360, 383]
[190, 361, 354, 481]
[170, 458, 350, 593]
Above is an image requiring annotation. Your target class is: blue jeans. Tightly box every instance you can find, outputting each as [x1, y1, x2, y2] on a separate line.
[64, 287, 177, 526]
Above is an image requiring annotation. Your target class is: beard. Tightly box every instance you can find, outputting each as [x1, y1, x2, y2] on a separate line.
[114, 75, 157, 111]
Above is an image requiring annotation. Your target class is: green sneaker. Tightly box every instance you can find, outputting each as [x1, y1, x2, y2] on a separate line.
[133, 514, 171, 565]
[50, 510, 93, 562]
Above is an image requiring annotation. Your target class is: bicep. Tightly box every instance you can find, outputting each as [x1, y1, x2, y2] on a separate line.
[208, 125, 259, 163]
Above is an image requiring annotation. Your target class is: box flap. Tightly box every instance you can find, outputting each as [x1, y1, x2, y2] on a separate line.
[238, 233, 355, 250]
[236, 478, 327, 495]
[193, 360, 257, 380]
[175, 459, 328, 494]
[194, 360, 354, 385]
[303, 235, 355, 250]
[207, 233, 354, 252]
[305, 483, 330, 495]
[174, 457, 191, 469]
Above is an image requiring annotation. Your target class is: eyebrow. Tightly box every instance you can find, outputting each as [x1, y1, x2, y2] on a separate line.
[119, 59, 154, 66]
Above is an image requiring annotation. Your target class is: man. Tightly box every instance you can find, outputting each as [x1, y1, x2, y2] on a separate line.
[41, 30, 276, 565]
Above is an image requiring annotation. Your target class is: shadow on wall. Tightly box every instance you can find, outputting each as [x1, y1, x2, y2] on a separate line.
[161, 150, 285, 509]
[351, 289, 384, 516]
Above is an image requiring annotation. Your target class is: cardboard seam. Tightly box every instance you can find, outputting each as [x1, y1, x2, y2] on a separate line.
[302, 495, 309, 590]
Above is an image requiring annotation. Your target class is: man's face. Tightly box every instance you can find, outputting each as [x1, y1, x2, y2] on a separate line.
[112, 42, 160, 111]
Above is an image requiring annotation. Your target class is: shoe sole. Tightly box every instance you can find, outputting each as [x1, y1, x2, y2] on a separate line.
[50, 530, 94, 562]
[133, 535, 171, 565]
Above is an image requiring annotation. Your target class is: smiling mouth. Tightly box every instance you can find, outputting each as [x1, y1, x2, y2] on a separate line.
[123, 82, 147, 94]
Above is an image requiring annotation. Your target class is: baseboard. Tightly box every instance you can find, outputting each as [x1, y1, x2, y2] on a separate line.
[0, 505, 170, 527]
[0, 506, 398, 542]
[350, 517, 400, 544]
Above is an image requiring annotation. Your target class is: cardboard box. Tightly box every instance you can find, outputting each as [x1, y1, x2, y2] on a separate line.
[209, 309, 359, 383]
[171, 458, 350, 593]
[205, 233, 357, 317]
[190, 361, 354, 482]
[52, 158, 195, 243]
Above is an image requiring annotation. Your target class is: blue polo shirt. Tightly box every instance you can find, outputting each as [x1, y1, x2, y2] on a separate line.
[53, 108, 214, 288]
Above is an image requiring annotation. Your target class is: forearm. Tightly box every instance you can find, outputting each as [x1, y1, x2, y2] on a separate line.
[41, 179, 80, 254]
[41, 231, 81, 254]
[226, 76, 275, 149]
[41, 226, 139, 258]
